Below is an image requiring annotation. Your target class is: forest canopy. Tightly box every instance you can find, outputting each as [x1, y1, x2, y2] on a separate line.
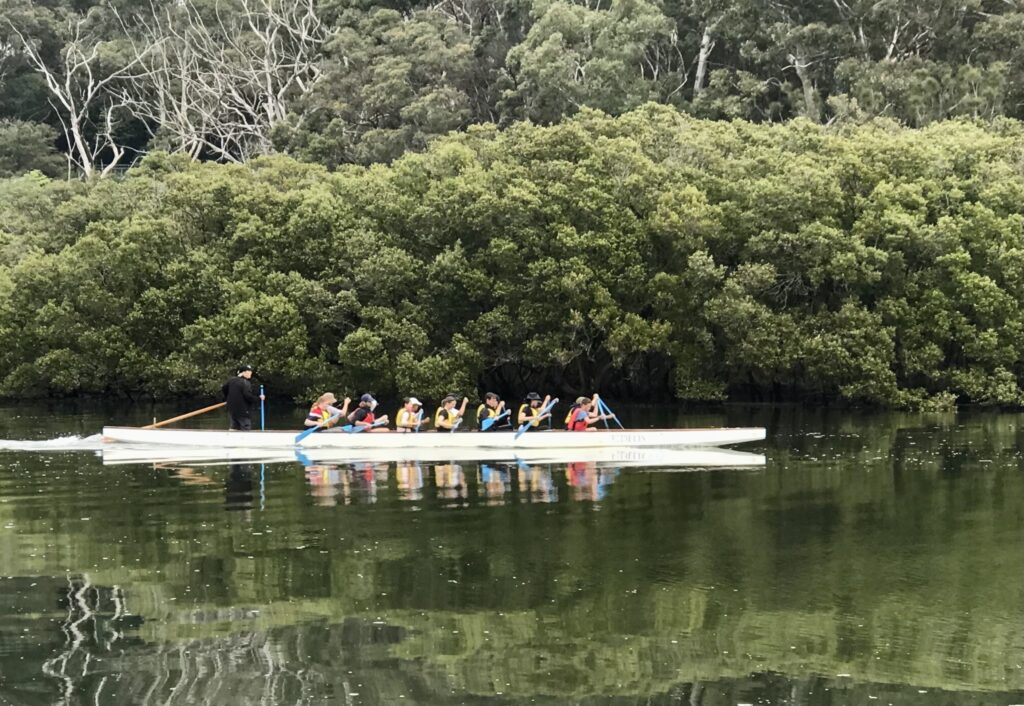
[2, 108, 1024, 407]
[2, 0, 1024, 175]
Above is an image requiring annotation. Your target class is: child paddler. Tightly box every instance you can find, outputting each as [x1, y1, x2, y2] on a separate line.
[434, 395, 469, 431]
[517, 392, 552, 429]
[476, 392, 509, 431]
[304, 393, 351, 428]
[395, 397, 425, 432]
[566, 394, 613, 431]
[348, 393, 390, 432]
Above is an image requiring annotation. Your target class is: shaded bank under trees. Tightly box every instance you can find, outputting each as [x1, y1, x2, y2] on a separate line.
[2, 107, 1024, 407]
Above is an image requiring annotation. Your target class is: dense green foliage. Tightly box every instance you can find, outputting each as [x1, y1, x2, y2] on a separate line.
[2, 107, 1024, 405]
[4, 0, 1024, 172]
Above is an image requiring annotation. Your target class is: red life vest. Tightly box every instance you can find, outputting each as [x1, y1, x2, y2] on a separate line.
[567, 406, 588, 431]
[349, 407, 376, 426]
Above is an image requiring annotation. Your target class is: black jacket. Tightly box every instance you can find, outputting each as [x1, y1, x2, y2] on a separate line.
[222, 376, 257, 417]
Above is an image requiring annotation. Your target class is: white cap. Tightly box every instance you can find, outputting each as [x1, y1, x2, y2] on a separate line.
[408, 397, 422, 406]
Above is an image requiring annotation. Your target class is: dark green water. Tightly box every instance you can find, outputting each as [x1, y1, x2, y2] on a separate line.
[1, 405, 1023, 706]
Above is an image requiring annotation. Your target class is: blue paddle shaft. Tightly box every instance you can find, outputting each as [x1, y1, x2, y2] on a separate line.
[516, 398, 558, 439]
[260, 385, 265, 431]
[598, 398, 625, 429]
[295, 411, 343, 443]
[481, 409, 510, 430]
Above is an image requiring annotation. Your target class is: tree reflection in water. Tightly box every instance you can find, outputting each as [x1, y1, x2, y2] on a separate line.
[4, 409, 1024, 705]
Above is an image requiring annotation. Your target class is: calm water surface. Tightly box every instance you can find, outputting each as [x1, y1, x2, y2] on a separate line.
[1, 404, 1023, 706]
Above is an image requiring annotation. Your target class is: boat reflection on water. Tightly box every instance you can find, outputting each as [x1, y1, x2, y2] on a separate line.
[100, 445, 764, 508]
[304, 462, 387, 506]
[301, 459, 623, 507]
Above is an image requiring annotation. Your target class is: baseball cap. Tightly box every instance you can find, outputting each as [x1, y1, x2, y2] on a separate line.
[237, 364, 253, 374]
[442, 395, 457, 404]
[525, 392, 542, 401]
[484, 392, 499, 401]
[360, 393, 376, 404]
[408, 397, 422, 406]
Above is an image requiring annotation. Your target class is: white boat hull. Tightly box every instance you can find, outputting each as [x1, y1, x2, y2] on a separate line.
[100, 445, 766, 468]
[101, 426, 766, 450]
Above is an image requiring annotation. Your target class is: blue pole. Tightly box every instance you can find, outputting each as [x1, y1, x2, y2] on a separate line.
[260, 385, 265, 431]
[598, 398, 625, 429]
[259, 463, 265, 511]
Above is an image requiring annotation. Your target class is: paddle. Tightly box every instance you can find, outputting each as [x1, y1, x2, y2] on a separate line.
[259, 385, 265, 431]
[340, 419, 388, 433]
[481, 409, 510, 431]
[295, 411, 344, 443]
[515, 398, 558, 439]
[143, 402, 226, 429]
[414, 409, 423, 432]
[598, 398, 625, 429]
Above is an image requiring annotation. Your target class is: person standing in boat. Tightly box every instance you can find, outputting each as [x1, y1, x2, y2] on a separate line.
[476, 392, 508, 431]
[395, 397, 425, 432]
[434, 395, 468, 431]
[348, 393, 389, 431]
[221, 365, 265, 431]
[566, 394, 612, 431]
[304, 393, 350, 428]
[517, 392, 552, 429]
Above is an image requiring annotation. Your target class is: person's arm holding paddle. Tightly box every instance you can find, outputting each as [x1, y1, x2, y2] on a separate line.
[584, 394, 613, 429]
[304, 393, 349, 428]
[348, 394, 389, 431]
[395, 398, 424, 432]
[567, 394, 612, 431]
[518, 393, 551, 427]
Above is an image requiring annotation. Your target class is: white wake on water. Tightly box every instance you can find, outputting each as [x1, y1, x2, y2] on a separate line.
[0, 433, 105, 452]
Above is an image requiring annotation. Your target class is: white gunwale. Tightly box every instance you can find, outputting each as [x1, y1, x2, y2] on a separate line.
[101, 426, 767, 450]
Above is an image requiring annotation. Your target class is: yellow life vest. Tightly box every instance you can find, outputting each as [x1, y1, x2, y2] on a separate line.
[397, 408, 417, 427]
[477, 404, 500, 419]
[435, 407, 458, 427]
[519, 403, 541, 428]
[307, 405, 332, 425]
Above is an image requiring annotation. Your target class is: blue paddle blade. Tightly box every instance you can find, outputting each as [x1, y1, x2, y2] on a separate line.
[481, 409, 510, 431]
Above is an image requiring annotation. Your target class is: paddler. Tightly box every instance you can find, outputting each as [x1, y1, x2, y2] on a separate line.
[303, 393, 350, 428]
[517, 392, 552, 429]
[395, 397, 425, 432]
[434, 395, 469, 431]
[476, 392, 509, 431]
[221, 364, 265, 431]
[566, 394, 613, 431]
[348, 393, 390, 431]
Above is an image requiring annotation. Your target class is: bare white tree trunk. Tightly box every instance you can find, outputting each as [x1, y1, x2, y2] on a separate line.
[7, 16, 156, 178]
[693, 21, 719, 97]
[122, 0, 326, 162]
[787, 51, 820, 122]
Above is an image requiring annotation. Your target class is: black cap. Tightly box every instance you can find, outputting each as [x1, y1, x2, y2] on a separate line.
[484, 392, 499, 401]
[525, 392, 542, 401]
[237, 364, 253, 374]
